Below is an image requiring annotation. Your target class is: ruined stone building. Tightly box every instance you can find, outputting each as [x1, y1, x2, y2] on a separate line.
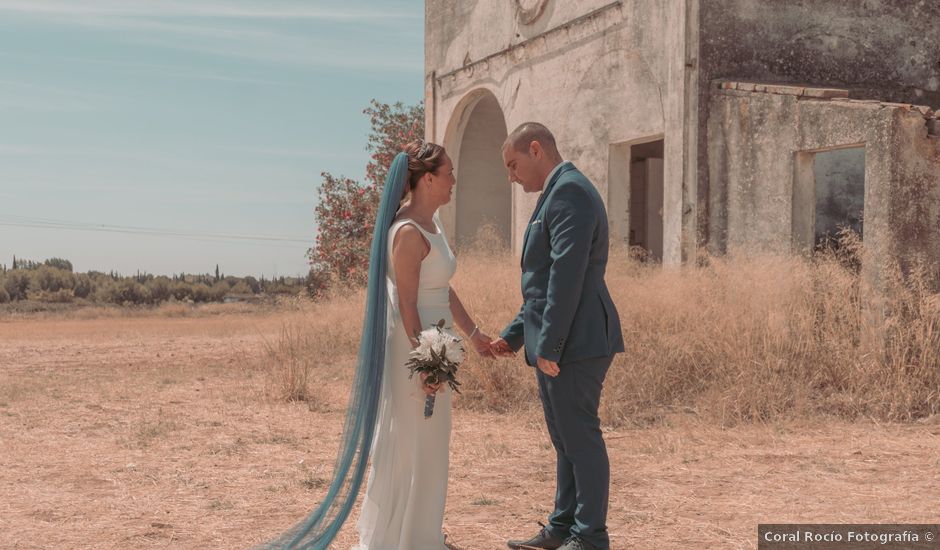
[425, 0, 940, 284]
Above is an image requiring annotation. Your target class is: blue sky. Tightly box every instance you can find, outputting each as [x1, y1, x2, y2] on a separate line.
[0, 0, 424, 278]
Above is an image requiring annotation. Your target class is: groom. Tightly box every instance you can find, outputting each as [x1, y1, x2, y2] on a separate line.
[491, 123, 624, 550]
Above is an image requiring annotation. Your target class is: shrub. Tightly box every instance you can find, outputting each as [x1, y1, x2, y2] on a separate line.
[229, 281, 252, 295]
[43, 258, 73, 272]
[309, 173, 380, 288]
[3, 271, 30, 301]
[35, 266, 75, 293]
[210, 281, 229, 302]
[106, 279, 150, 305]
[222, 276, 240, 289]
[265, 282, 300, 296]
[171, 282, 194, 302]
[244, 276, 261, 294]
[73, 274, 94, 299]
[147, 276, 173, 304]
[305, 263, 332, 300]
[93, 280, 120, 304]
[191, 283, 213, 303]
[31, 288, 75, 303]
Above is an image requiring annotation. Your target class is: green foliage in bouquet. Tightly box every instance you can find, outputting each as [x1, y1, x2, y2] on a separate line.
[405, 319, 463, 394]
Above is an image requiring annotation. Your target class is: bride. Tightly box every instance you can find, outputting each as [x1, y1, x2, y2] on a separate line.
[258, 142, 496, 550]
[356, 140, 495, 549]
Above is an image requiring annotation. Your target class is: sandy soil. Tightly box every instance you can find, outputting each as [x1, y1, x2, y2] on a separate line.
[1, 311, 938, 549]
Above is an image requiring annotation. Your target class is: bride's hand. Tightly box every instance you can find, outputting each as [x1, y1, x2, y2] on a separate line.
[470, 329, 496, 358]
[488, 337, 516, 358]
[420, 372, 443, 395]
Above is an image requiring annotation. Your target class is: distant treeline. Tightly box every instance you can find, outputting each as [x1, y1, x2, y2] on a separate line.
[0, 257, 306, 306]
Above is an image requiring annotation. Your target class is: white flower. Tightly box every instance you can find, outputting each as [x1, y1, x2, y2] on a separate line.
[442, 333, 465, 364]
[411, 326, 464, 364]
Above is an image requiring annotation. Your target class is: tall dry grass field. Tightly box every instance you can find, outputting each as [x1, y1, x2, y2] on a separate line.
[264, 237, 940, 427]
[3, 243, 939, 549]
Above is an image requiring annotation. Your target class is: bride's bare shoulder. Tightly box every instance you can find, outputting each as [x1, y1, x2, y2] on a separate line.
[391, 220, 430, 256]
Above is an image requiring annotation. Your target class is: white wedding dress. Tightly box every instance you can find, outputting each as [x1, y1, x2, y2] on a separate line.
[354, 213, 456, 550]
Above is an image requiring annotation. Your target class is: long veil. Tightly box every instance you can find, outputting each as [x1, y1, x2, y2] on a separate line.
[255, 152, 409, 549]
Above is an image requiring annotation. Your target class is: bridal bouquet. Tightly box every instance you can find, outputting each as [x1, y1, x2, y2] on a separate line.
[406, 319, 463, 419]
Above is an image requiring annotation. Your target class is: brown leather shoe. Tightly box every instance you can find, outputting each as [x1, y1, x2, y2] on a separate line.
[507, 522, 566, 550]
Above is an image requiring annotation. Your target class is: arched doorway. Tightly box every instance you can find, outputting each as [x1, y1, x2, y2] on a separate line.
[443, 90, 511, 250]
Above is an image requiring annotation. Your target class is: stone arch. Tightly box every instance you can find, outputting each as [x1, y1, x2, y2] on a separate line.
[441, 88, 511, 250]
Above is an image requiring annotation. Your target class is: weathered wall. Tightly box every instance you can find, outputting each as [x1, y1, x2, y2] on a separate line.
[892, 106, 940, 268]
[708, 87, 940, 288]
[427, 0, 940, 265]
[700, 0, 940, 106]
[426, 0, 694, 261]
[697, 0, 940, 252]
[426, 0, 617, 74]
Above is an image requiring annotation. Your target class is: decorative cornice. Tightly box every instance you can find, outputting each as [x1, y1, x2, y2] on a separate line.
[435, 1, 624, 98]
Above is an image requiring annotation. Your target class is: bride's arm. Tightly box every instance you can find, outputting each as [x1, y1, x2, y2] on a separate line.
[449, 286, 494, 356]
[391, 224, 430, 347]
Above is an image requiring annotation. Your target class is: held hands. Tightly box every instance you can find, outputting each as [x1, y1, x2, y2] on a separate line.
[464, 327, 518, 361]
[468, 328, 497, 358]
[488, 337, 516, 358]
[466, 329, 517, 360]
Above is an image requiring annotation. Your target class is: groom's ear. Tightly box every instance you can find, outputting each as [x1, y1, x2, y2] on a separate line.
[529, 140, 543, 159]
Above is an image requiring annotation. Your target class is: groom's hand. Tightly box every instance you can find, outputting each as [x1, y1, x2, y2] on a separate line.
[536, 356, 560, 377]
[489, 338, 515, 358]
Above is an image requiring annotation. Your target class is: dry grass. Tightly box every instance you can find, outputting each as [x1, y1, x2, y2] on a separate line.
[0, 300, 287, 322]
[261, 324, 323, 403]
[259, 238, 939, 426]
[6, 236, 935, 548]
[2, 298, 939, 549]
[255, 291, 364, 406]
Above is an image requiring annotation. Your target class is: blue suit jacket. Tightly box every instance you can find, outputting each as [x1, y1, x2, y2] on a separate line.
[500, 162, 625, 366]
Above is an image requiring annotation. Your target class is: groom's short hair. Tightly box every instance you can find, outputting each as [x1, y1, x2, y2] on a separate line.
[504, 122, 559, 156]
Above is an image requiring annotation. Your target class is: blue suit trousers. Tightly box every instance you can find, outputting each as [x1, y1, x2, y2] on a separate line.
[536, 355, 612, 549]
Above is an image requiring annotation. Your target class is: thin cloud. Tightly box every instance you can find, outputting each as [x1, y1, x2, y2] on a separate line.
[0, 145, 164, 160]
[0, 145, 50, 156]
[124, 24, 424, 72]
[217, 146, 364, 160]
[0, 79, 115, 111]
[2, 5, 424, 72]
[0, 98, 93, 112]
[0, 53, 299, 87]
[0, 79, 113, 100]
[0, 178, 314, 205]
[0, 0, 420, 22]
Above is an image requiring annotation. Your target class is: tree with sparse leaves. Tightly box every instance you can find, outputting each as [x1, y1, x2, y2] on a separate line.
[307, 100, 424, 292]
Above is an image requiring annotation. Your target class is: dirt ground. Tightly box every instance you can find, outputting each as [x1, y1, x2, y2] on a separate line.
[1, 310, 938, 549]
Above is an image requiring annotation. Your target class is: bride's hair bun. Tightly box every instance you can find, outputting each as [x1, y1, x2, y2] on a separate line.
[402, 140, 447, 191]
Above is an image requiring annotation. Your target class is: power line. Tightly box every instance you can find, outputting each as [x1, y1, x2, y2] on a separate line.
[0, 214, 313, 247]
